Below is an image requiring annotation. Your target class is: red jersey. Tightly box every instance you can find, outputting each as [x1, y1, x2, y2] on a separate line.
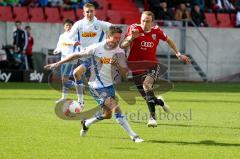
[126, 24, 168, 62]
[26, 33, 34, 55]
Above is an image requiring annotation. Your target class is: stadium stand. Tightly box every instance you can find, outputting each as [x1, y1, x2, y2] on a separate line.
[95, 9, 107, 21]
[75, 9, 84, 20]
[117, 11, 140, 24]
[0, 0, 238, 27]
[106, 10, 121, 24]
[0, 6, 14, 21]
[205, 13, 235, 27]
[12, 7, 29, 22]
[29, 7, 45, 22]
[43, 7, 61, 23]
[59, 8, 76, 21]
[217, 13, 234, 27]
[230, 13, 237, 26]
[106, 0, 139, 12]
[205, 13, 218, 27]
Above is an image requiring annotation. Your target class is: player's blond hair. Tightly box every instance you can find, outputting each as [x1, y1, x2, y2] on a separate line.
[142, 11, 155, 21]
[83, 3, 95, 9]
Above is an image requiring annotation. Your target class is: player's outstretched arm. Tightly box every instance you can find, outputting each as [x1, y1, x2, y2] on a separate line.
[120, 29, 140, 49]
[44, 53, 81, 70]
[166, 37, 191, 64]
[44, 48, 93, 70]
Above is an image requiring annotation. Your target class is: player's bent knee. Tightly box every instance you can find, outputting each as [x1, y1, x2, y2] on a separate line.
[73, 65, 86, 80]
[143, 81, 152, 90]
[73, 69, 80, 79]
[104, 97, 117, 109]
[103, 111, 112, 119]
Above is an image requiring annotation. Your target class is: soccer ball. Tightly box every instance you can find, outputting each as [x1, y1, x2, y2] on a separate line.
[63, 100, 82, 116]
[69, 100, 82, 113]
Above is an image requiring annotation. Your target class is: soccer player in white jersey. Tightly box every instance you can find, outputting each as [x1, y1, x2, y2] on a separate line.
[53, 19, 82, 105]
[45, 26, 144, 143]
[67, 3, 112, 106]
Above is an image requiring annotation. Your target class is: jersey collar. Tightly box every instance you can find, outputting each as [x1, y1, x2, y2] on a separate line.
[83, 16, 97, 24]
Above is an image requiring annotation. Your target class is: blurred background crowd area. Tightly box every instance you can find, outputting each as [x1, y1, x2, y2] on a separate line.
[0, 0, 239, 27]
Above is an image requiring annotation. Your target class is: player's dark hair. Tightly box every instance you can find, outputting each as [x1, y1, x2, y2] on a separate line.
[63, 19, 74, 25]
[107, 26, 122, 36]
[15, 20, 22, 24]
[25, 26, 31, 30]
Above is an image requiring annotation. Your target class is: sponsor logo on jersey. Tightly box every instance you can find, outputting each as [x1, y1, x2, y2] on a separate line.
[30, 70, 43, 83]
[100, 57, 112, 64]
[0, 70, 11, 82]
[62, 43, 74, 46]
[82, 32, 97, 37]
[141, 41, 154, 48]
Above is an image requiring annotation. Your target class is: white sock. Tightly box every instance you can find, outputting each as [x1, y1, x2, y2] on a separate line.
[75, 83, 84, 103]
[85, 117, 101, 127]
[62, 86, 68, 99]
[77, 93, 84, 104]
[62, 80, 74, 99]
[115, 113, 137, 138]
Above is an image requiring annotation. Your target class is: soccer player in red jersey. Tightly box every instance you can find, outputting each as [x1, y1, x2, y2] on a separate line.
[121, 11, 190, 127]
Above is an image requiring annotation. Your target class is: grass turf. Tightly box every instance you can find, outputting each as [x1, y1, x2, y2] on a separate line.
[0, 82, 240, 159]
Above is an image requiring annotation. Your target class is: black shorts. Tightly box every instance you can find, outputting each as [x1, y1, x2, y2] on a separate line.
[132, 63, 167, 85]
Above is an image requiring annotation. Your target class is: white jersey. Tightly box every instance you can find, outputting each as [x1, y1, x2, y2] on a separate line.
[76, 41, 127, 89]
[68, 17, 111, 48]
[55, 31, 78, 60]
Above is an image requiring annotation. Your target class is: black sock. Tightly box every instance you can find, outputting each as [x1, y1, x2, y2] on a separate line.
[145, 90, 157, 119]
[145, 90, 155, 101]
[136, 85, 146, 98]
[147, 102, 156, 119]
[146, 90, 164, 106]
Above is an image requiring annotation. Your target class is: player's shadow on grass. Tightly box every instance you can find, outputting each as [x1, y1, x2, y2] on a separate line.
[171, 83, 240, 93]
[147, 140, 240, 147]
[169, 99, 240, 104]
[130, 121, 240, 130]
[90, 135, 130, 141]
[0, 97, 57, 101]
[159, 123, 240, 130]
[110, 147, 137, 150]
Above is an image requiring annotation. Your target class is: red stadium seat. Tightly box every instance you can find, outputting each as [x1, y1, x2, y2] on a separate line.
[75, 9, 84, 20]
[60, 8, 76, 22]
[95, 10, 107, 21]
[13, 7, 29, 22]
[107, 10, 140, 24]
[205, 13, 218, 27]
[44, 7, 61, 23]
[29, 8, 45, 22]
[230, 13, 236, 27]
[106, 10, 121, 24]
[205, 13, 234, 28]
[217, 13, 233, 28]
[106, 0, 139, 12]
[109, 4, 139, 12]
[0, 6, 14, 21]
[119, 11, 140, 24]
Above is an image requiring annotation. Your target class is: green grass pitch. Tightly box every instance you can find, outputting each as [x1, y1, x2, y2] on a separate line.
[0, 82, 240, 159]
